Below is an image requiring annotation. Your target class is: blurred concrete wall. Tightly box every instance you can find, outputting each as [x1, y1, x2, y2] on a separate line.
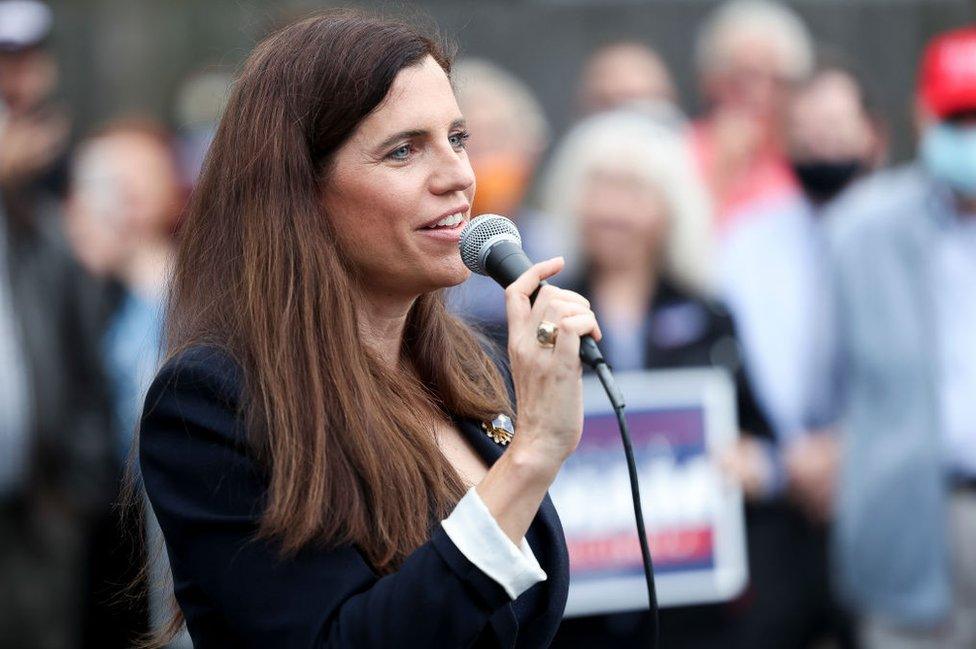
[48, 0, 974, 162]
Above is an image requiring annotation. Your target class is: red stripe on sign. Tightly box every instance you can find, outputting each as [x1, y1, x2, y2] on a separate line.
[568, 528, 714, 571]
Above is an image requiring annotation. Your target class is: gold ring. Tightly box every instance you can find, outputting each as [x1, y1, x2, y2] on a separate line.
[536, 320, 558, 348]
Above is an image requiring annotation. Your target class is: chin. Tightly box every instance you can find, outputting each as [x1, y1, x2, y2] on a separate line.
[429, 263, 471, 290]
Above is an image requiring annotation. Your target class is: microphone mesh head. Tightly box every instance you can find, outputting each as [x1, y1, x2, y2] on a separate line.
[458, 214, 522, 275]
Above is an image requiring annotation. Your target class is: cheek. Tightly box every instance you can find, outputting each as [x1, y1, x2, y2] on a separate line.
[641, 204, 668, 235]
[326, 178, 421, 273]
[331, 214, 394, 277]
[634, 207, 669, 255]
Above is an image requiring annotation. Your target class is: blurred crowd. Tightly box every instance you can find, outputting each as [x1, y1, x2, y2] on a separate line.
[1, 0, 975, 647]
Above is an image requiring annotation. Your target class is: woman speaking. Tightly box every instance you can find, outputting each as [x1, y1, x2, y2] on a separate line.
[137, 10, 601, 648]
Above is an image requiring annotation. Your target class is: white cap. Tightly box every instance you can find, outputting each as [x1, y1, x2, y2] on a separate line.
[0, 1, 52, 52]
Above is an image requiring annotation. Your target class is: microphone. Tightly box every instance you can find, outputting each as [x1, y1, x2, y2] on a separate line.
[458, 214, 624, 408]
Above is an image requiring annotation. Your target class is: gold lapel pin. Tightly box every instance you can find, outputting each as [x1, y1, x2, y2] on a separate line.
[482, 413, 515, 446]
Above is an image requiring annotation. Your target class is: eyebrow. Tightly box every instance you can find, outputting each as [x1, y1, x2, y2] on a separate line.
[375, 118, 467, 152]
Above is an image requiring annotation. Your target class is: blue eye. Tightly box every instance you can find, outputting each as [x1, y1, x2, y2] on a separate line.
[387, 144, 411, 161]
[449, 131, 470, 150]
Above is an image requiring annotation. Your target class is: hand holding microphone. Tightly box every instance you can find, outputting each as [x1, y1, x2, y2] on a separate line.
[459, 213, 602, 465]
[462, 215, 657, 644]
[466, 216, 604, 548]
[501, 255, 600, 464]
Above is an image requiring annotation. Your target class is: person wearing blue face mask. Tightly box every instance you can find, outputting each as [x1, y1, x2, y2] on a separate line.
[826, 26, 976, 649]
[921, 115, 976, 199]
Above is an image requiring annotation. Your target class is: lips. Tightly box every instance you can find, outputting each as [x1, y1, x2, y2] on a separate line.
[417, 217, 466, 241]
[422, 212, 464, 229]
[418, 205, 470, 230]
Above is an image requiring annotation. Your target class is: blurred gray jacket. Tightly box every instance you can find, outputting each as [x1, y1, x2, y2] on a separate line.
[826, 164, 953, 626]
[2, 196, 114, 513]
[0, 192, 115, 647]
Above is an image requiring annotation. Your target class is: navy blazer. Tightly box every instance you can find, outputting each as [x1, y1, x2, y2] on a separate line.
[139, 345, 569, 648]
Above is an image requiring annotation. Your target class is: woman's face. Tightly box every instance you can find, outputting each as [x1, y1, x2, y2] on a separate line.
[577, 166, 669, 273]
[323, 56, 475, 299]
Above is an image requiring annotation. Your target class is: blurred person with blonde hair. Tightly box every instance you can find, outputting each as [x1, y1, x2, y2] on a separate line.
[447, 58, 554, 342]
[537, 107, 713, 299]
[692, 0, 814, 232]
[577, 41, 677, 117]
[535, 108, 768, 648]
[541, 107, 857, 648]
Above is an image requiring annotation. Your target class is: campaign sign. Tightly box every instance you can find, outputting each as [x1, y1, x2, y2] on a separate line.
[550, 368, 748, 616]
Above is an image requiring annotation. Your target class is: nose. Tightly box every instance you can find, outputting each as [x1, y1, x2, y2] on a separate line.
[429, 145, 475, 196]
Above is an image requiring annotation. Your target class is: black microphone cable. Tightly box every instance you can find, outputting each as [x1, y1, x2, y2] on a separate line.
[594, 363, 659, 649]
[460, 214, 659, 648]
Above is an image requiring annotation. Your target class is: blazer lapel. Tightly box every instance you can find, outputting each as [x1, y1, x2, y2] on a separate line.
[458, 417, 504, 462]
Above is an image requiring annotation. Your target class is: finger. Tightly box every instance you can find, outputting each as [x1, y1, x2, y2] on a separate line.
[590, 318, 603, 342]
[538, 298, 589, 325]
[508, 286, 560, 354]
[507, 257, 564, 299]
[537, 302, 598, 354]
[538, 300, 602, 344]
[558, 303, 602, 342]
[553, 312, 600, 358]
[529, 284, 565, 321]
[504, 258, 564, 331]
[511, 296, 578, 358]
[552, 288, 590, 309]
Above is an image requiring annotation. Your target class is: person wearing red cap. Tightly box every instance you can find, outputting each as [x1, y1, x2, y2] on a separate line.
[918, 27, 976, 201]
[827, 26, 976, 649]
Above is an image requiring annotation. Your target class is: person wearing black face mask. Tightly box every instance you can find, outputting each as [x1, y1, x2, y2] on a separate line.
[785, 66, 883, 206]
[714, 61, 885, 649]
[790, 159, 863, 205]
[720, 62, 884, 509]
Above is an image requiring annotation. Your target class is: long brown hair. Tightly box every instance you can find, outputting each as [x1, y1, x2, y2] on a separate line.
[137, 8, 512, 642]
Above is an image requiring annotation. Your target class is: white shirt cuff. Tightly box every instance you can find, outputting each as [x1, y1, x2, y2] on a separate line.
[441, 487, 548, 600]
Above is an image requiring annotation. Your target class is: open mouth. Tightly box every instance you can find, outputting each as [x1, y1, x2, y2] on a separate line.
[420, 212, 466, 230]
